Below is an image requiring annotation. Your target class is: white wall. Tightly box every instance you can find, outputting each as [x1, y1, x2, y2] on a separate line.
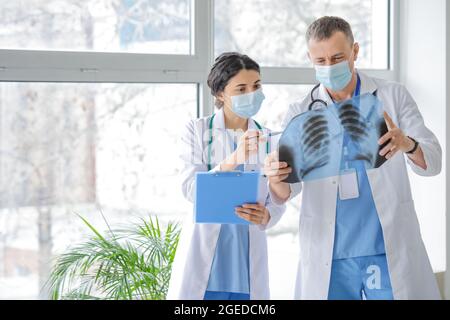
[446, 0, 450, 300]
[399, 0, 447, 277]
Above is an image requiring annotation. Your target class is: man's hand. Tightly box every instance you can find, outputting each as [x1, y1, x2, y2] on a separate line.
[263, 151, 292, 203]
[378, 112, 416, 159]
[263, 151, 292, 183]
[378, 112, 427, 170]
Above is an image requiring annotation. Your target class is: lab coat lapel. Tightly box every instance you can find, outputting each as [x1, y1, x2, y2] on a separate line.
[246, 118, 261, 171]
[210, 109, 233, 167]
[358, 71, 379, 95]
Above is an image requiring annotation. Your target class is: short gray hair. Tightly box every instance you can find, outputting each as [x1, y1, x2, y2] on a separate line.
[306, 16, 354, 45]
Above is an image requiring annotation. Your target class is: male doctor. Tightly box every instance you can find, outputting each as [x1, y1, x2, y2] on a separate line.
[264, 16, 442, 300]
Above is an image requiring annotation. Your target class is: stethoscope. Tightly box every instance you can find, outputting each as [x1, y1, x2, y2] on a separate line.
[207, 114, 270, 171]
[308, 74, 361, 111]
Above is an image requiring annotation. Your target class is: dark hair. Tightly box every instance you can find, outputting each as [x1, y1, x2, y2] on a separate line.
[207, 52, 260, 108]
[306, 16, 354, 45]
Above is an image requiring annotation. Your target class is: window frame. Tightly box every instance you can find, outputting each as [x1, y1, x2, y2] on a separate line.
[0, 0, 398, 119]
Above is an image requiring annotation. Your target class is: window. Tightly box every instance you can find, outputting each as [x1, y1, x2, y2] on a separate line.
[0, 0, 192, 54]
[215, 0, 390, 69]
[0, 83, 196, 299]
[254, 85, 313, 131]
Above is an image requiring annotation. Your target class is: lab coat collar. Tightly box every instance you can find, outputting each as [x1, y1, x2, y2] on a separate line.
[358, 71, 379, 95]
[318, 70, 379, 104]
[212, 108, 226, 130]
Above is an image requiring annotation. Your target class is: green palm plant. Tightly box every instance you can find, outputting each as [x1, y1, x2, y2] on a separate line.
[45, 215, 180, 300]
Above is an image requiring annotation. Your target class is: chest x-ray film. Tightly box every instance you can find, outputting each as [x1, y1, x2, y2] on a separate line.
[279, 93, 389, 183]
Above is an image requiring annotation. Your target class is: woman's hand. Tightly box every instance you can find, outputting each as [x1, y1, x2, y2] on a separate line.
[220, 130, 266, 171]
[235, 130, 266, 164]
[235, 203, 270, 225]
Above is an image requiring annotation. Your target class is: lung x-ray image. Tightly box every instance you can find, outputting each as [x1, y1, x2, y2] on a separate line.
[279, 93, 389, 183]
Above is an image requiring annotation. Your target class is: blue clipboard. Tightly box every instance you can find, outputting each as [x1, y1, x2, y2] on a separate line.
[195, 171, 260, 225]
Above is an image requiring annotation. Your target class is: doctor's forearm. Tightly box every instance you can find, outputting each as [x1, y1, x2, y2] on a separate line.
[407, 146, 427, 170]
[269, 182, 291, 204]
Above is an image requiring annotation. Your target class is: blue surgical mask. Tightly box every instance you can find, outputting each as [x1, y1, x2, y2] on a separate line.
[228, 88, 265, 119]
[314, 61, 353, 91]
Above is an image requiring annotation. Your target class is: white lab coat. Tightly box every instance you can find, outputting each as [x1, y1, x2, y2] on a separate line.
[276, 71, 442, 300]
[167, 109, 286, 300]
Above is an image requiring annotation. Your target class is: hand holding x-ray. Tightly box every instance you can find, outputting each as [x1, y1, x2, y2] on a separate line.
[264, 151, 292, 183]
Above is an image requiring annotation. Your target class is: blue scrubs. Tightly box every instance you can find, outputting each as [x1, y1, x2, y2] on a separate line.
[328, 254, 394, 300]
[204, 142, 251, 300]
[332, 134, 386, 260]
[329, 76, 393, 300]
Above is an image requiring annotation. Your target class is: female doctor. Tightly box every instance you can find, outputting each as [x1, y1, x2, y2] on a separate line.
[167, 52, 286, 300]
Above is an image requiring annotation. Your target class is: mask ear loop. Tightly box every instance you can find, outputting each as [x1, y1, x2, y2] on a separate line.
[217, 92, 228, 110]
[221, 92, 239, 116]
[348, 43, 358, 71]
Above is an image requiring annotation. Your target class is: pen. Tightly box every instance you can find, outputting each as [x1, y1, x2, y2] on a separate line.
[265, 131, 283, 137]
[250, 131, 283, 139]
